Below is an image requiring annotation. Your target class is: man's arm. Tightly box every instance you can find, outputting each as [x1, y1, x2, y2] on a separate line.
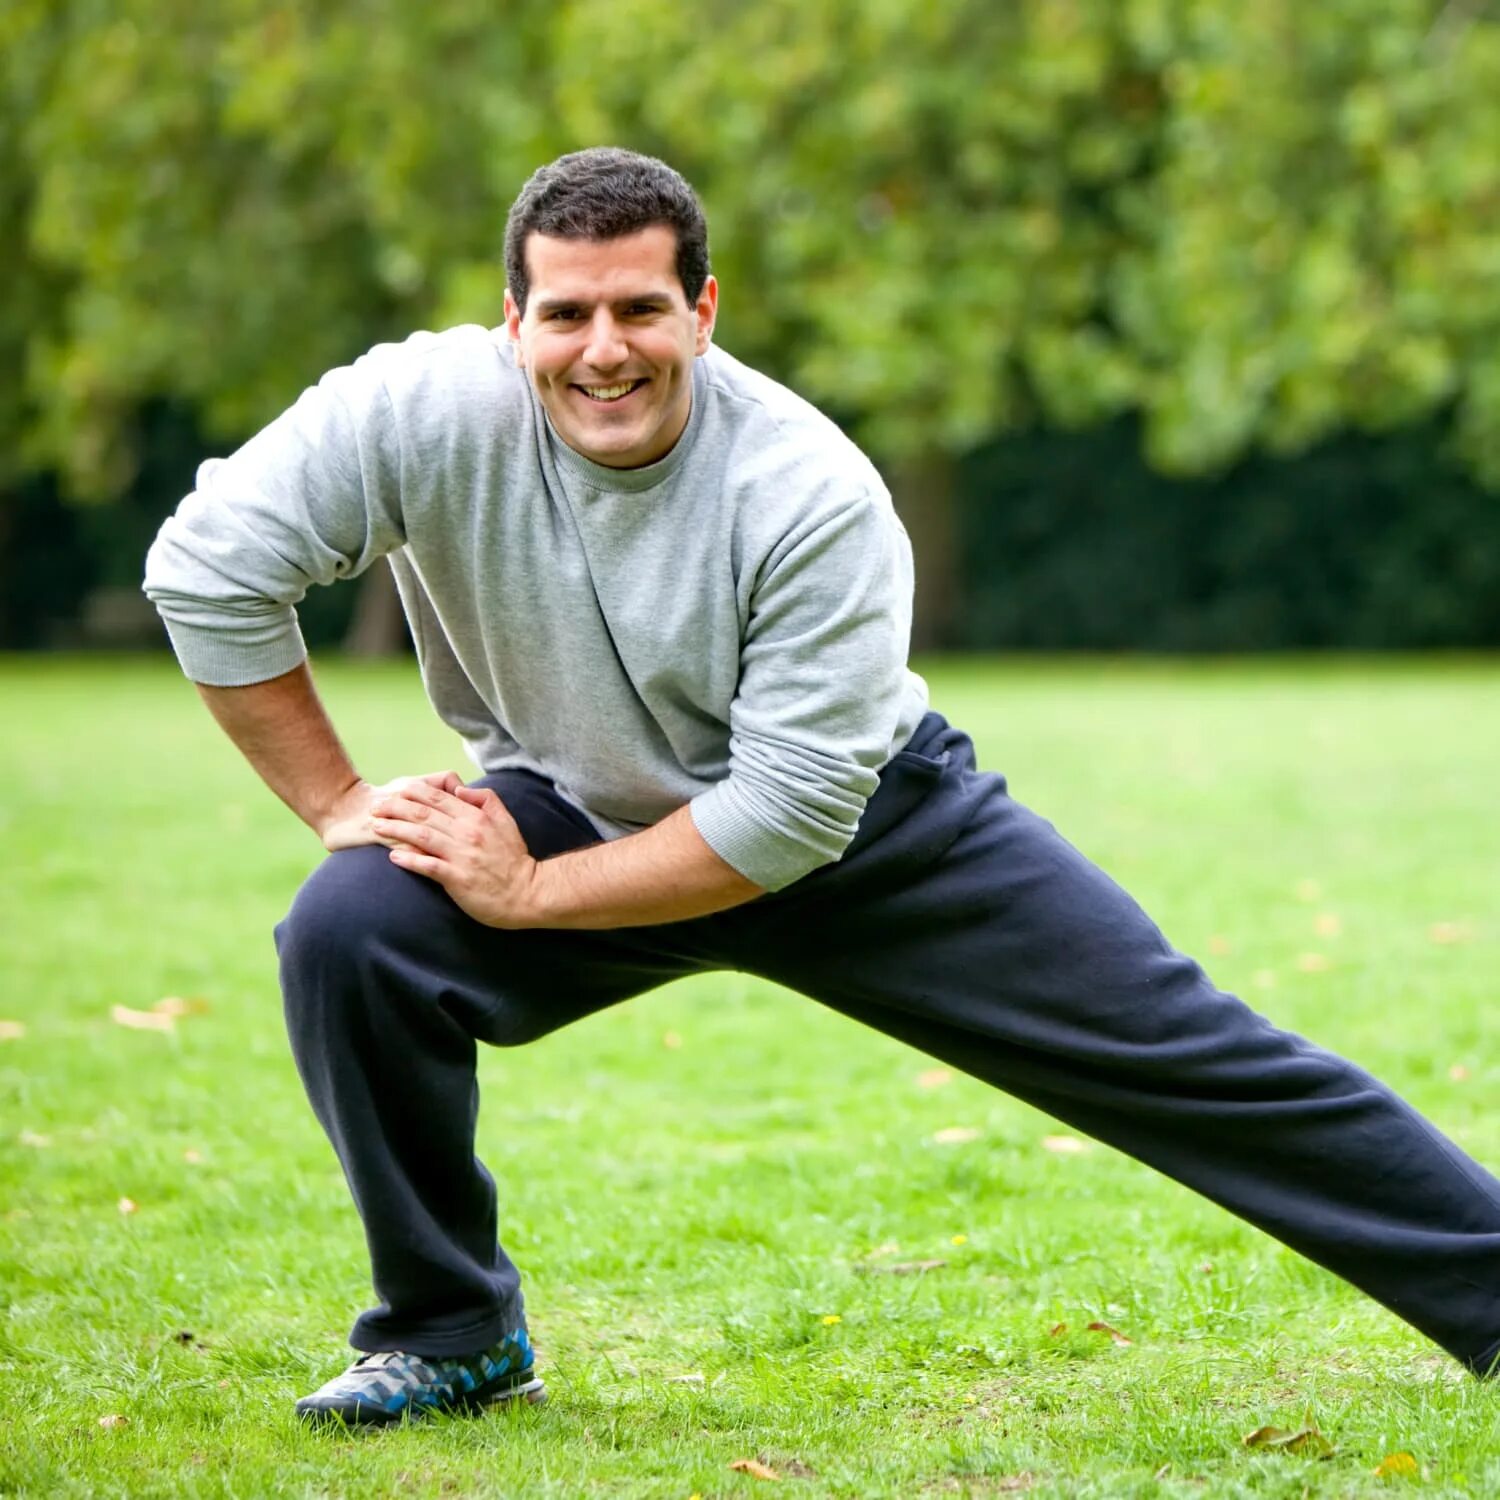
[195, 663, 460, 850]
[197, 664, 764, 925]
[371, 781, 765, 930]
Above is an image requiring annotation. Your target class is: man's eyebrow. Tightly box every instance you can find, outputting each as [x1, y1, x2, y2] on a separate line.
[532, 291, 675, 315]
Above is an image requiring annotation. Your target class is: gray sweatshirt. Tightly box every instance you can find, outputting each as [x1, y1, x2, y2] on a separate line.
[143, 327, 930, 891]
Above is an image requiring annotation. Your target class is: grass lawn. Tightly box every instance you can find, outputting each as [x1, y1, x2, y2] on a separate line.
[3, 653, 1499, 1498]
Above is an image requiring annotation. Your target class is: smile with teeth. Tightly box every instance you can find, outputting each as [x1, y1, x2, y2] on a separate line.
[576, 379, 647, 403]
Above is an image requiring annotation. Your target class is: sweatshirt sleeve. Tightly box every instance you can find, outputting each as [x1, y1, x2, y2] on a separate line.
[689, 486, 916, 891]
[142, 359, 405, 686]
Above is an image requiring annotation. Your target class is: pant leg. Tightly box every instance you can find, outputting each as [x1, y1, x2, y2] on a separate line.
[274, 770, 709, 1356]
[722, 713, 1500, 1372]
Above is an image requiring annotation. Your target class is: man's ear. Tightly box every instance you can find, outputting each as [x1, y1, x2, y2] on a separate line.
[694, 275, 719, 355]
[503, 289, 525, 366]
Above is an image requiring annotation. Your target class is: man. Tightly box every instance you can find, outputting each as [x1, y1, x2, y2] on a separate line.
[145, 147, 1500, 1428]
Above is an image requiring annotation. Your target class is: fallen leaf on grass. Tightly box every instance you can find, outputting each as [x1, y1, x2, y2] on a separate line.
[1294, 953, 1331, 974]
[111, 1005, 175, 1033]
[856, 1258, 947, 1275]
[933, 1127, 980, 1145]
[1314, 913, 1342, 939]
[152, 996, 210, 1018]
[662, 1030, 683, 1050]
[729, 1457, 779, 1480]
[1294, 879, 1323, 903]
[0, 1021, 25, 1042]
[1242, 1424, 1334, 1457]
[18, 1130, 51, 1148]
[1429, 922, 1473, 946]
[1449, 1065, 1470, 1083]
[183, 1149, 204, 1164]
[918, 1068, 953, 1089]
[98, 1414, 129, 1430]
[1042, 1135, 1088, 1154]
[1373, 1452, 1419, 1478]
[1086, 1321, 1133, 1346]
[665, 1372, 704, 1385]
[111, 998, 211, 1032]
[1048, 1322, 1067, 1337]
[1207, 935, 1232, 956]
[117, 1197, 138, 1215]
[1251, 970, 1278, 990]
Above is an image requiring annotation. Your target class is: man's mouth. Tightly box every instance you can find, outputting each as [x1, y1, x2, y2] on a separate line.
[574, 379, 647, 404]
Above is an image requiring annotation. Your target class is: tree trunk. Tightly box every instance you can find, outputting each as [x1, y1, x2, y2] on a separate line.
[341, 558, 408, 656]
[883, 451, 961, 652]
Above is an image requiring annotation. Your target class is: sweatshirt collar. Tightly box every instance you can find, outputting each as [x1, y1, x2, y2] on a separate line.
[541, 358, 707, 493]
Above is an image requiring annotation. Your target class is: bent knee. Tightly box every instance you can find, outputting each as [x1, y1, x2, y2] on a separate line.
[275, 843, 451, 973]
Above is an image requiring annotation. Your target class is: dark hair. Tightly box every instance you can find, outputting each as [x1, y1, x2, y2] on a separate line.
[504, 148, 710, 315]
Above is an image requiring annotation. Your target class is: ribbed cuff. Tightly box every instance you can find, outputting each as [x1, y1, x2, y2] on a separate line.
[689, 780, 842, 893]
[159, 616, 310, 687]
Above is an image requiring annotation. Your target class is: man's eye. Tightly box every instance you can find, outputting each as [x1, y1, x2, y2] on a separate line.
[628, 304, 661, 316]
[548, 309, 581, 321]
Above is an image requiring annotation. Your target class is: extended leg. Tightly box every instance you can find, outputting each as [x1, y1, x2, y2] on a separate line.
[733, 716, 1500, 1371]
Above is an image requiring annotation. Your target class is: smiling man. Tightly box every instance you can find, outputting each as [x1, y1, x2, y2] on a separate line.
[145, 147, 1500, 1427]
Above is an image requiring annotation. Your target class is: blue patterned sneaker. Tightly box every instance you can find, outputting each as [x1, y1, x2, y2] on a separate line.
[294, 1328, 545, 1427]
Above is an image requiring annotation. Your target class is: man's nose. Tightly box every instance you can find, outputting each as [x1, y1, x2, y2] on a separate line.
[582, 310, 628, 369]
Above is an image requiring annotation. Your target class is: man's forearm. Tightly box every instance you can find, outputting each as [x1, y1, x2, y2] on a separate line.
[523, 804, 765, 929]
[195, 662, 360, 836]
[377, 779, 768, 931]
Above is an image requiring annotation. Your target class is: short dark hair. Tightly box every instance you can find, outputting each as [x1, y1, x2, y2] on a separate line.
[504, 148, 710, 315]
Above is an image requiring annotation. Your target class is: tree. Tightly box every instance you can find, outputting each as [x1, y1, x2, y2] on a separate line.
[6, 0, 1500, 646]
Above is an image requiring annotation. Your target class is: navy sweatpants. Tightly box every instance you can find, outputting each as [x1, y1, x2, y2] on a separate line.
[275, 713, 1500, 1372]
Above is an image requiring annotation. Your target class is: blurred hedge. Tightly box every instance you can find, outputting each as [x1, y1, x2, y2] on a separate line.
[8, 409, 1496, 652]
[958, 418, 1500, 649]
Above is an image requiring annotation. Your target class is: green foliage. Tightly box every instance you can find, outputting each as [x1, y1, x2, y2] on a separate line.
[6, 0, 1500, 501]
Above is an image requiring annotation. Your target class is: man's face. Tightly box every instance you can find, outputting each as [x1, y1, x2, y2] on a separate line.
[505, 226, 718, 469]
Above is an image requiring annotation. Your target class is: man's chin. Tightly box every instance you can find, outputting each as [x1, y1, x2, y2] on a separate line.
[560, 424, 653, 468]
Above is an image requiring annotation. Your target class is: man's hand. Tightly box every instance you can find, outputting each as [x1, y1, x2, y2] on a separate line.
[321, 772, 466, 853]
[373, 780, 764, 931]
[372, 781, 542, 927]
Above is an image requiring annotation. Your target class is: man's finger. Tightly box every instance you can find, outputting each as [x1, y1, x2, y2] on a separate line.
[388, 846, 448, 882]
[373, 816, 451, 853]
[373, 793, 460, 829]
[451, 785, 500, 809]
[389, 780, 443, 808]
[396, 783, 480, 819]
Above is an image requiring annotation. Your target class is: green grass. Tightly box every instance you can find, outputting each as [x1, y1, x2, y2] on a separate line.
[3, 653, 1499, 1498]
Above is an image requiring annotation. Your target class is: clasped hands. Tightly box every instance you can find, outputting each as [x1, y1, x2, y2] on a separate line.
[322, 772, 541, 928]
